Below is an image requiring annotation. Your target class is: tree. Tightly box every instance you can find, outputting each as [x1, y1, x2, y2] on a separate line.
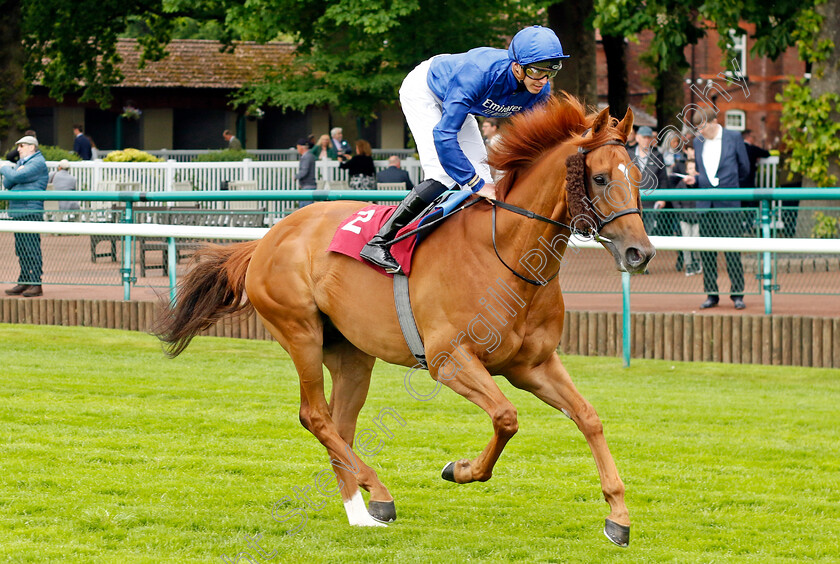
[230, 0, 540, 119]
[547, 0, 597, 105]
[778, 0, 840, 187]
[594, 1, 703, 131]
[1, 0, 542, 145]
[1, 0, 30, 151]
[600, 33, 629, 118]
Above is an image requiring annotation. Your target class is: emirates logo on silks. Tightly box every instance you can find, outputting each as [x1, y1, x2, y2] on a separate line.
[481, 98, 523, 116]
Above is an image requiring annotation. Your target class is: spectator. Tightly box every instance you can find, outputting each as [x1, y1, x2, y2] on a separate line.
[338, 139, 376, 190]
[376, 155, 414, 190]
[307, 134, 316, 149]
[663, 131, 690, 271]
[295, 137, 317, 190]
[1, 135, 48, 297]
[223, 129, 242, 151]
[674, 159, 702, 276]
[625, 126, 638, 153]
[628, 125, 669, 235]
[481, 117, 500, 148]
[742, 129, 771, 189]
[330, 127, 352, 158]
[684, 107, 750, 310]
[49, 159, 80, 211]
[73, 125, 93, 160]
[5, 130, 37, 164]
[482, 118, 503, 181]
[662, 130, 688, 178]
[310, 134, 338, 161]
[296, 137, 317, 208]
[359, 25, 567, 273]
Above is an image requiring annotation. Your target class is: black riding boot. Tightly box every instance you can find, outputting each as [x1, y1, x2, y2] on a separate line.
[360, 180, 447, 273]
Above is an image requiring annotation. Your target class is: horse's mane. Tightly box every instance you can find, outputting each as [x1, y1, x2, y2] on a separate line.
[489, 93, 626, 201]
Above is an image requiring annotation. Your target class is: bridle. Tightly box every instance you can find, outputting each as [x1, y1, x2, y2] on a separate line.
[575, 136, 642, 233]
[489, 135, 642, 286]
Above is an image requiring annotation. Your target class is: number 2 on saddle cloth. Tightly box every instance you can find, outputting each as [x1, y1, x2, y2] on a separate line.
[327, 191, 477, 276]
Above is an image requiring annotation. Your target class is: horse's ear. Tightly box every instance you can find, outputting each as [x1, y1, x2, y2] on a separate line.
[591, 106, 612, 135]
[616, 107, 634, 140]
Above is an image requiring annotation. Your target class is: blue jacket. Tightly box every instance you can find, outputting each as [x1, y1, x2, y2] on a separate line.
[1, 150, 48, 214]
[693, 128, 750, 209]
[74, 134, 93, 160]
[427, 47, 551, 187]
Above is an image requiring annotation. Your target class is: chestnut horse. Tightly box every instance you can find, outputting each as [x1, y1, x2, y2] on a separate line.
[155, 95, 654, 547]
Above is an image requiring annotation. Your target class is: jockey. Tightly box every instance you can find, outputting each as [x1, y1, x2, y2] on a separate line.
[360, 25, 569, 273]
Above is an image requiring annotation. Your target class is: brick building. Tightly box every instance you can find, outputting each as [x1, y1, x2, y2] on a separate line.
[596, 25, 806, 150]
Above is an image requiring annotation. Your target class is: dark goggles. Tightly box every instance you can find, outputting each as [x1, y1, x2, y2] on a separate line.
[523, 62, 562, 80]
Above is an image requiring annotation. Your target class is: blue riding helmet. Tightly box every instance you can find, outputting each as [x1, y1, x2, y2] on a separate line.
[508, 25, 569, 66]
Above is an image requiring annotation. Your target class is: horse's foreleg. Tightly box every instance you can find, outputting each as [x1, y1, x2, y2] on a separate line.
[434, 359, 519, 484]
[508, 354, 630, 547]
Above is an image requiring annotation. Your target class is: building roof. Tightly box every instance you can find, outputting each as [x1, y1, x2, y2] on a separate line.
[115, 38, 294, 88]
[596, 103, 657, 127]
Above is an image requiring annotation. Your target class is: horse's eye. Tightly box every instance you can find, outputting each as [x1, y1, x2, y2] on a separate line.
[592, 174, 608, 185]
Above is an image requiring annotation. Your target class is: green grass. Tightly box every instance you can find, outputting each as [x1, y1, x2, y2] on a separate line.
[1, 324, 839, 563]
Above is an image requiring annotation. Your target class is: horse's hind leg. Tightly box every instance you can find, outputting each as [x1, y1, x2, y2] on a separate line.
[257, 309, 391, 528]
[507, 353, 630, 547]
[323, 340, 396, 522]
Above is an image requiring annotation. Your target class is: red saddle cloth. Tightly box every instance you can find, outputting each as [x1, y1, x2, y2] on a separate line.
[327, 204, 423, 277]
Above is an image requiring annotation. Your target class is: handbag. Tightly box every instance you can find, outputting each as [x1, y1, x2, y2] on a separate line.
[349, 174, 377, 190]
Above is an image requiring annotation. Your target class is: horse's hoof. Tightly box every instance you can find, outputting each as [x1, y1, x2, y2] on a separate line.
[368, 500, 397, 523]
[441, 461, 456, 482]
[604, 518, 630, 547]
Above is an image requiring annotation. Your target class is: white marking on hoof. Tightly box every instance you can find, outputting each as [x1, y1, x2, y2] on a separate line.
[344, 491, 386, 527]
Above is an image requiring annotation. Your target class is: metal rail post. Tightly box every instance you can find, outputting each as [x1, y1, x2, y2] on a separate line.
[121, 201, 134, 301]
[622, 271, 631, 367]
[759, 200, 773, 314]
[168, 238, 177, 304]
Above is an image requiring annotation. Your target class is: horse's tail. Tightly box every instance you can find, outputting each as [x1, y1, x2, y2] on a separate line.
[154, 240, 259, 358]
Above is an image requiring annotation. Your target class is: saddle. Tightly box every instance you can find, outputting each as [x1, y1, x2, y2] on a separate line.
[327, 190, 475, 277]
[327, 190, 476, 369]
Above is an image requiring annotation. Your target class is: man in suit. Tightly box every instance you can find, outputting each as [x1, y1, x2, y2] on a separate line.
[684, 108, 750, 310]
[330, 127, 352, 157]
[223, 129, 242, 151]
[742, 130, 770, 189]
[73, 124, 93, 160]
[375, 155, 414, 189]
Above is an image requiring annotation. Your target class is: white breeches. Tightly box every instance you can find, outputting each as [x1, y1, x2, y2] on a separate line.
[399, 58, 492, 189]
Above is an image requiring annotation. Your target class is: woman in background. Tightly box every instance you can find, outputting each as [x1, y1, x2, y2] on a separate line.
[338, 139, 376, 190]
[310, 134, 338, 161]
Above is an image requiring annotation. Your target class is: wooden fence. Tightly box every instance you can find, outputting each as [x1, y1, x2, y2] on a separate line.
[2, 298, 838, 368]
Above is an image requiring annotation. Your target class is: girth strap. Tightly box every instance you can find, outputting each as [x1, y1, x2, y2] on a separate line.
[393, 273, 427, 369]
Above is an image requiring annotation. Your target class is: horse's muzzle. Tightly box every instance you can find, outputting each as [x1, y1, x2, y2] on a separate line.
[623, 245, 655, 273]
[602, 240, 655, 274]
